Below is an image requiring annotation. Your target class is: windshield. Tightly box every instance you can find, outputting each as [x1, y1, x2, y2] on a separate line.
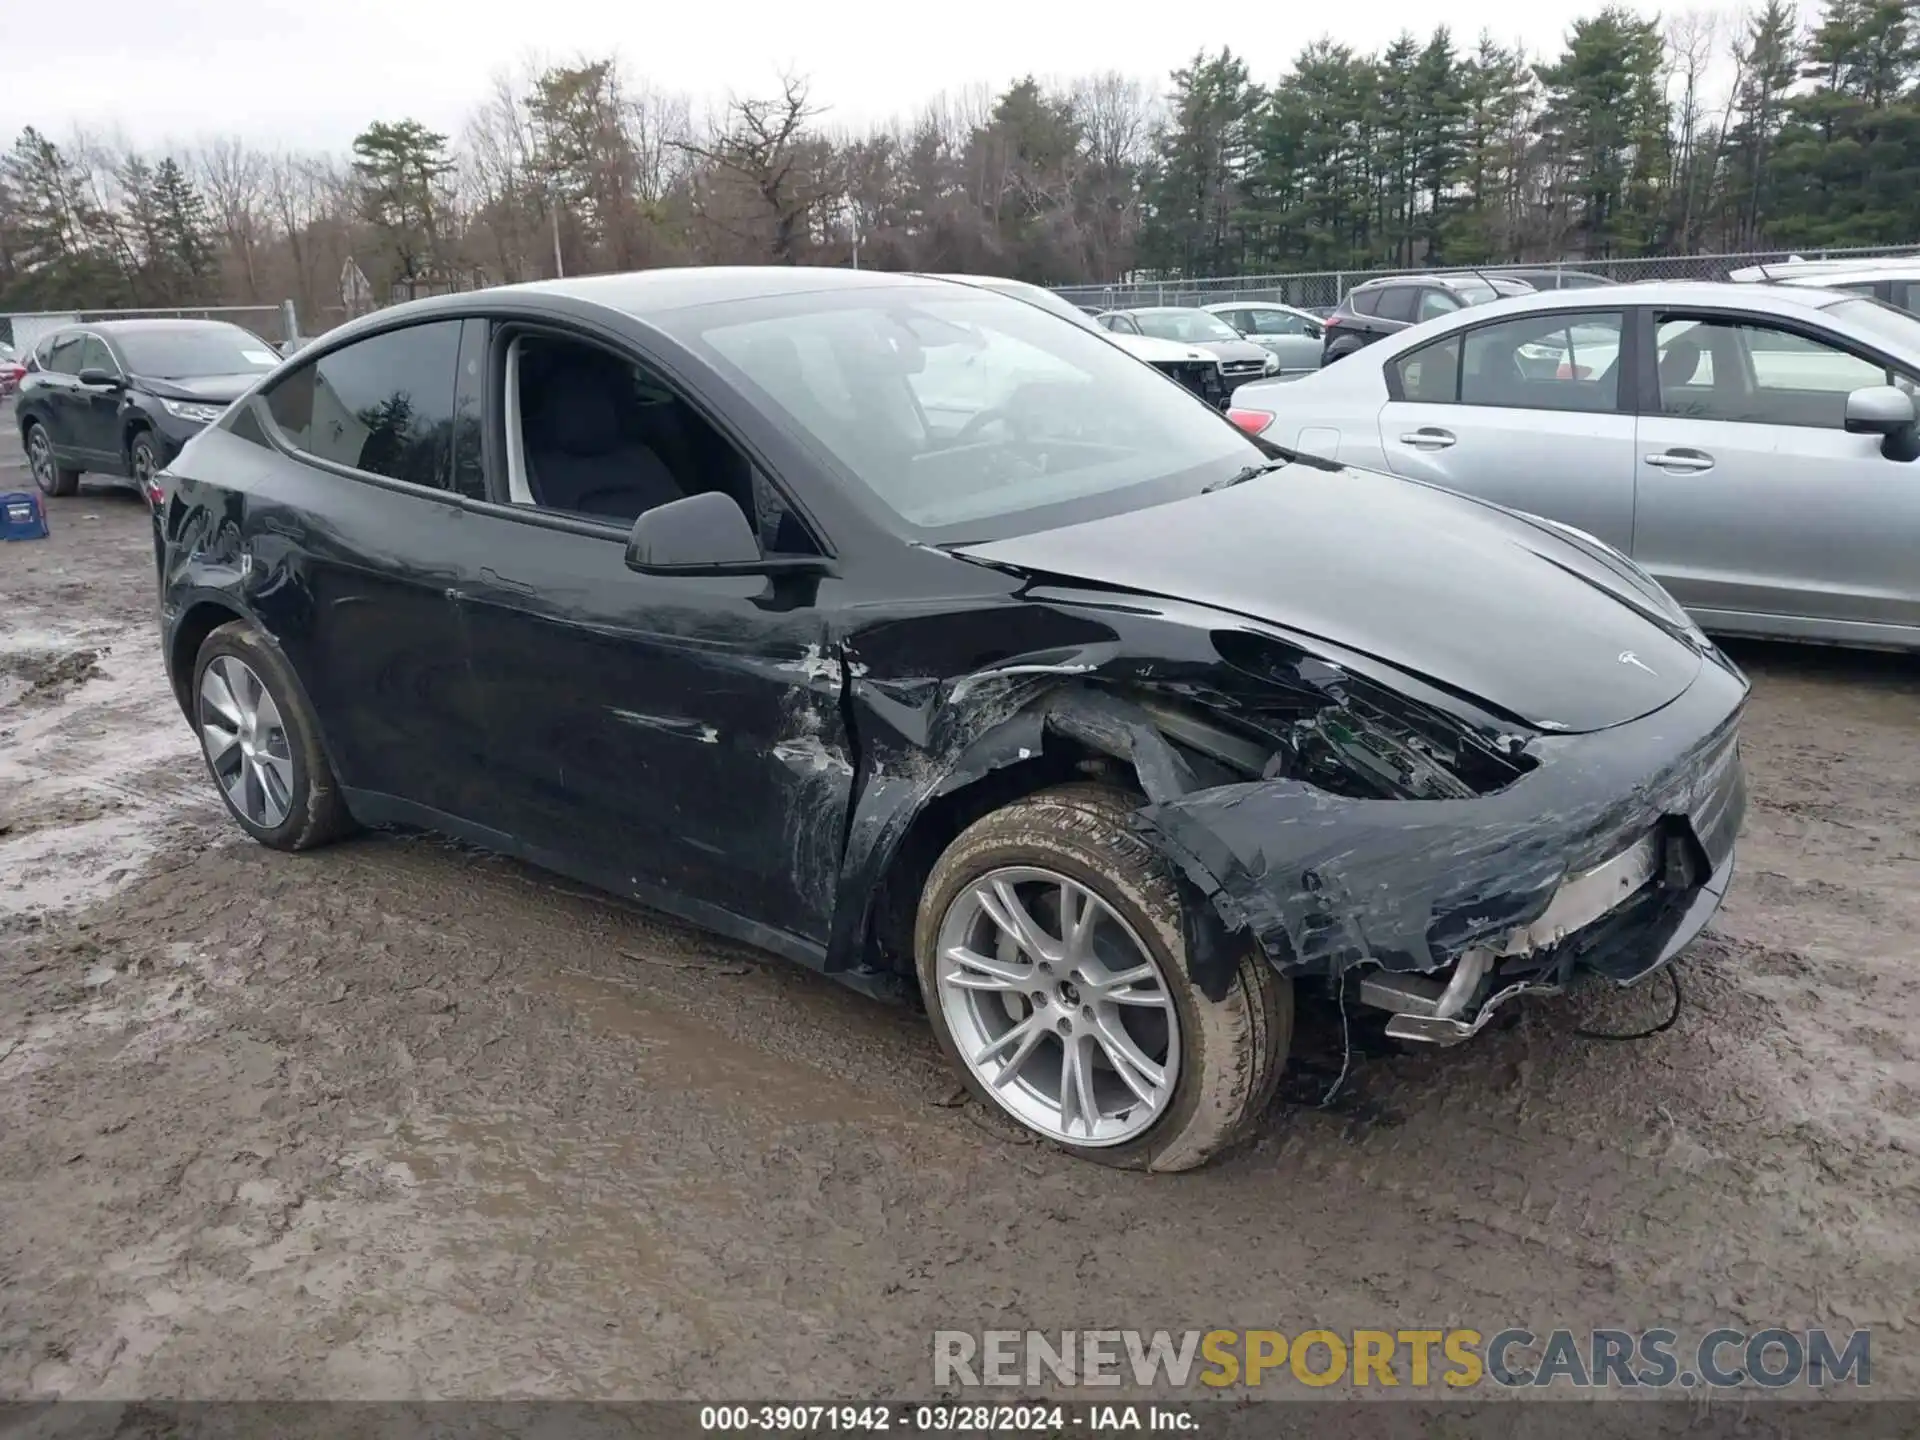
[673, 287, 1266, 541]
[1828, 296, 1920, 355]
[1132, 310, 1242, 344]
[116, 325, 280, 379]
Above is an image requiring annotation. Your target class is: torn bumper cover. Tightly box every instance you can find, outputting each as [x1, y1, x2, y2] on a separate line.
[1135, 662, 1747, 1041]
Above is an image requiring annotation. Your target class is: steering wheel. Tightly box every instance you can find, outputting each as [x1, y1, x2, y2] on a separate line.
[951, 405, 1022, 447]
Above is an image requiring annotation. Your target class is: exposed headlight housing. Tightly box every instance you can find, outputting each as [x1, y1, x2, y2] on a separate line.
[1262, 352, 1281, 375]
[160, 397, 227, 425]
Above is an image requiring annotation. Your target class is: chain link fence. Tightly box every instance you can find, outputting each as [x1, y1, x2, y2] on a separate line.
[0, 302, 301, 357]
[1050, 243, 1920, 313]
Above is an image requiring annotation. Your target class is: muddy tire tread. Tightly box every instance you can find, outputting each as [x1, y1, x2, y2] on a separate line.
[195, 620, 355, 851]
[915, 781, 1290, 1173]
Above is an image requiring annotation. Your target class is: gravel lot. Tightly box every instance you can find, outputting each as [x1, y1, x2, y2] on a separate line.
[2, 399, 1917, 1404]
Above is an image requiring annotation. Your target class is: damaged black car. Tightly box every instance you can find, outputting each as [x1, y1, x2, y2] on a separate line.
[150, 267, 1748, 1172]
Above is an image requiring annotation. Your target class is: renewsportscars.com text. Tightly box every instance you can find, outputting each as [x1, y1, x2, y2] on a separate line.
[932, 1327, 1872, 1390]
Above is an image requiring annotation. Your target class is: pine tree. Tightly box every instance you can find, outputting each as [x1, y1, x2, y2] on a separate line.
[352, 119, 456, 291]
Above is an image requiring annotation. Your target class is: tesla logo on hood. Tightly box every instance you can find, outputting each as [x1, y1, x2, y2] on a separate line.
[1618, 650, 1656, 675]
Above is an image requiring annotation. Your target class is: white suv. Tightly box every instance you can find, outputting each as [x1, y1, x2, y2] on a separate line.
[1729, 257, 1920, 314]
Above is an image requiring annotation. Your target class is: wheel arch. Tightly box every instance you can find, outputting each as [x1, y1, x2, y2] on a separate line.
[167, 597, 250, 718]
[843, 684, 1250, 1003]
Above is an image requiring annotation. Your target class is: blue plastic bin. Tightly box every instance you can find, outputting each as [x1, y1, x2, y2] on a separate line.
[1, 491, 50, 541]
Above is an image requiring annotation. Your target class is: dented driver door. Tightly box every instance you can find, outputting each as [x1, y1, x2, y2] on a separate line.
[454, 514, 857, 961]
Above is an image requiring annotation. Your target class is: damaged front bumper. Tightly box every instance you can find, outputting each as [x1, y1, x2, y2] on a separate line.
[1136, 655, 1748, 1038]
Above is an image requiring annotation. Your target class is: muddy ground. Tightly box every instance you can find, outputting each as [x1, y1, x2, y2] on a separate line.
[1, 399, 1917, 1406]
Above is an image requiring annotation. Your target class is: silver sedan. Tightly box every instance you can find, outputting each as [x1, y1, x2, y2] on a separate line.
[1229, 281, 1920, 651]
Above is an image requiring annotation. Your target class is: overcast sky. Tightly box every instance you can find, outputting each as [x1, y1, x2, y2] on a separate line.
[3, 0, 1666, 155]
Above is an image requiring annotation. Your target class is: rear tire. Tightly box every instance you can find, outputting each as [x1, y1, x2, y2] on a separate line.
[192, 620, 354, 851]
[915, 783, 1290, 1172]
[25, 422, 80, 497]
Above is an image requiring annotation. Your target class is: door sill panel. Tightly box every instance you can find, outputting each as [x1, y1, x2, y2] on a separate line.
[339, 788, 838, 977]
[1691, 607, 1920, 653]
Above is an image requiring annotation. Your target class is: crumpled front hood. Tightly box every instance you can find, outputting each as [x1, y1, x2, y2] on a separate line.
[1190, 338, 1272, 366]
[1104, 332, 1215, 365]
[137, 373, 259, 404]
[954, 464, 1705, 734]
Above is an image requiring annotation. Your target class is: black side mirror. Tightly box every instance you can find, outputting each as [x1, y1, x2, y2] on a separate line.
[624, 491, 829, 578]
[78, 367, 122, 389]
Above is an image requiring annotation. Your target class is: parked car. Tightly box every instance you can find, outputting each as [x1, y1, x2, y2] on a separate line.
[1229, 280, 1920, 650]
[1098, 307, 1280, 390]
[1320, 273, 1508, 363]
[0, 340, 23, 398]
[14, 318, 281, 502]
[152, 267, 1746, 1170]
[1201, 301, 1324, 376]
[918, 273, 1228, 406]
[1729, 257, 1920, 316]
[1486, 267, 1618, 292]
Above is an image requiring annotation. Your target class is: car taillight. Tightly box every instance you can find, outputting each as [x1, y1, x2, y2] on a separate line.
[143, 473, 167, 508]
[1227, 407, 1274, 436]
[1556, 361, 1592, 380]
[1323, 315, 1342, 327]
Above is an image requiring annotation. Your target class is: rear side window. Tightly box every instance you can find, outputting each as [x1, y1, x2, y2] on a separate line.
[1392, 336, 1461, 403]
[42, 334, 84, 374]
[1462, 313, 1623, 412]
[1348, 289, 1381, 317]
[265, 321, 462, 490]
[1374, 286, 1417, 323]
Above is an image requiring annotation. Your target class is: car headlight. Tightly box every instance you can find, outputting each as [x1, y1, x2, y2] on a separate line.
[1262, 352, 1281, 374]
[160, 397, 227, 425]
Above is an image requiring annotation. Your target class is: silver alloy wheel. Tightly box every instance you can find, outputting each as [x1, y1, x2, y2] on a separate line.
[27, 428, 54, 490]
[198, 654, 294, 829]
[935, 865, 1181, 1146]
[131, 437, 154, 486]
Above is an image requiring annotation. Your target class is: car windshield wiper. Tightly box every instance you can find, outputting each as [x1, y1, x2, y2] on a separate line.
[1202, 460, 1289, 493]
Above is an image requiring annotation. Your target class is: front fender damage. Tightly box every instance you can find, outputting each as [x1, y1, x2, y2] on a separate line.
[827, 598, 1745, 1019]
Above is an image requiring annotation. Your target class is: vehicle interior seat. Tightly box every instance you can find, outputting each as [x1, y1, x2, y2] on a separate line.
[522, 352, 684, 522]
[1659, 336, 1705, 392]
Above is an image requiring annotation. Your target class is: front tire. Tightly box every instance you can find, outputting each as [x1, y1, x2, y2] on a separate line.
[25, 422, 80, 497]
[192, 621, 354, 851]
[129, 429, 160, 501]
[915, 783, 1290, 1172]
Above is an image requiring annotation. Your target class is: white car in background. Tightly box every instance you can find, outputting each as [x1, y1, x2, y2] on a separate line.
[1729, 257, 1920, 315]
[1226, 281, 1920, 651]
[922, 274, 1232, 405]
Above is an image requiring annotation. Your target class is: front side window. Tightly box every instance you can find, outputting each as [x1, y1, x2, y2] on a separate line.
[1656, 315, 1899, 428]
[673, 285, 1263, 541]
[76, 336, 118, 375]
[508, 332, 817, 553]
[264, 321, 462, 489]
[1461, 312, 1623, 412]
